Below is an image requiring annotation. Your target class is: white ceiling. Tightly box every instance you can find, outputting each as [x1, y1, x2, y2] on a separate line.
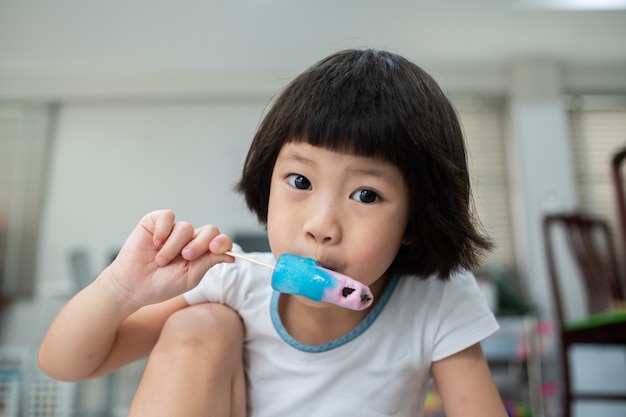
[0, 0, 625, 92]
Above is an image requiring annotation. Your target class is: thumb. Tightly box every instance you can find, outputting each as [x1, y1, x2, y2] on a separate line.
[189, 252, 235, 285]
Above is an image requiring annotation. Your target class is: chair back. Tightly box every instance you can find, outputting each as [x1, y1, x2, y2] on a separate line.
[612, 146, 626, 256]
[543, 213, 625, 326]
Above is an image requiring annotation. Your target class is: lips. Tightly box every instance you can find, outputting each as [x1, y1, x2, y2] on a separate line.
[315, 259, 341, 274]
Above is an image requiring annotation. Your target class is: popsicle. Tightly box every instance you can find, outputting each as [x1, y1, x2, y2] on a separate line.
[225, 252, 374, 311]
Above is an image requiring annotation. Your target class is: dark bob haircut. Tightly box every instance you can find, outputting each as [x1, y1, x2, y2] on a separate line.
[237, 49, 492, 279]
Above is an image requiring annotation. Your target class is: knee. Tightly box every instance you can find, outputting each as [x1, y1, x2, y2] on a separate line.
[156, 303, 244, 357]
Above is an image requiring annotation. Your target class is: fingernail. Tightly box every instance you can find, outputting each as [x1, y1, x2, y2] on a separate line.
[155, 255, 167, 266]
[209, 241, 222, 253]
[182, 247, 194, 259]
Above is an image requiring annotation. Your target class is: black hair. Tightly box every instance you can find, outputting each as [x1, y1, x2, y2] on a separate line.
[236, 48, 493, 279]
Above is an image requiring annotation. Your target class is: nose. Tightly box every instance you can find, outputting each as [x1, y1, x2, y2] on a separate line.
[303, 201, 341, 245]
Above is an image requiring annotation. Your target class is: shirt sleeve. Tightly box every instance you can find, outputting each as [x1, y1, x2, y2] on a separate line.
[183, 261, 232, 305]
[431, 270, 499, 361]
[183, 247, 274, 310]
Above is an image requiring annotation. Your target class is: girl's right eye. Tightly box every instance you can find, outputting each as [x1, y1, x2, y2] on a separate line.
[286, 174, 312, 190]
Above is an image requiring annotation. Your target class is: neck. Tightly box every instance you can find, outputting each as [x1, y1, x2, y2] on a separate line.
[278, 274, 391, 345]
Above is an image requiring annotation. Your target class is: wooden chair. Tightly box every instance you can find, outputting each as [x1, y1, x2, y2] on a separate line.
[542, 212, 626, 417]
[612, 146, 626, 258]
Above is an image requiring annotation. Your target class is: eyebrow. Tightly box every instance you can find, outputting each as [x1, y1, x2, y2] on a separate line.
[277, 148, 398, 186]
[276, 149, 316, 166]
[348, 167, 396, 186]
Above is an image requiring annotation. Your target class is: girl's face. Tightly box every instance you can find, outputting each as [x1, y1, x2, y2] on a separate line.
[267, 142, 410, 297]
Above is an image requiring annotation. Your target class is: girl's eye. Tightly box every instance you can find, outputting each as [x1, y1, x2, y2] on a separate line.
[286, 174, 311, 190]
[351, 189, 380, 204]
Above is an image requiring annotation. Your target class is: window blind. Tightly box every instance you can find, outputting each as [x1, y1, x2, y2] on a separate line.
[567, 95, 626, 263]
[453, 97, 515, 273]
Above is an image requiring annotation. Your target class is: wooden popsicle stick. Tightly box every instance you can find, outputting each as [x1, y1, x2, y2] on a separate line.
[225, 251, 275, 269]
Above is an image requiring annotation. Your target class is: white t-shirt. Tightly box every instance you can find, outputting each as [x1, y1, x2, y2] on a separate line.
[184, 251, 498, 417]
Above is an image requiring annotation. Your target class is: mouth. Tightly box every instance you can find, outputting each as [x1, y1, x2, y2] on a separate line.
[316, 259, 340, 273]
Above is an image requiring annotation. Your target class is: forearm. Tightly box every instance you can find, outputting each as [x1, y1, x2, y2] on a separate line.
[38, 267, 142, 381]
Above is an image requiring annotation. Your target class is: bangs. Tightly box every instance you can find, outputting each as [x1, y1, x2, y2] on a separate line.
[277, 49, 412, 166]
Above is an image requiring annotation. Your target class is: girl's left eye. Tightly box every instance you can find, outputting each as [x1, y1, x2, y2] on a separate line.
[351, 189, 380, 204]
[286, 174, 312, 190]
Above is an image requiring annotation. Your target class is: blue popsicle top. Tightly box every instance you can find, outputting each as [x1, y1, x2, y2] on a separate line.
[271, 254, 336, 301]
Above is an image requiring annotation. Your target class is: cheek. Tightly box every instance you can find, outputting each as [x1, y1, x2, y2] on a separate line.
[352, 217, 408, 282]
[357, 245, 402, 283]
[345, 230, 399, 284]
[266, 193, 280, 243]
[266, 188, 291, 254]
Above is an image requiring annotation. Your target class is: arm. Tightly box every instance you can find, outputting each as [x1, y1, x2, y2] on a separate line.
[38, 209, 234, 381]
[431, 343, 508, 417]
[39, 284, 188, 381]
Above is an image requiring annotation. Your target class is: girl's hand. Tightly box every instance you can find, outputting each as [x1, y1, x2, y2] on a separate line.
[105, 209, 233, 309]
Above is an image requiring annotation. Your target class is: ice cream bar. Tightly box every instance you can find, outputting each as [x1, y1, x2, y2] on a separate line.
[272, 254, 374, 310]
[225, 252, 374, 311]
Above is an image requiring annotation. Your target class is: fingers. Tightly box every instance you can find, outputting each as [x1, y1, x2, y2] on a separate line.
[182, 227, 233, 261]
[151, 210, 176, 248]
[183, 229, 235, 274]
[146, 210, 232, 267]
[155, 221, 195, 266]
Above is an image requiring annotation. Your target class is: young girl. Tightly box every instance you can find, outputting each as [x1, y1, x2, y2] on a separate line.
[39, 49, 508, 417]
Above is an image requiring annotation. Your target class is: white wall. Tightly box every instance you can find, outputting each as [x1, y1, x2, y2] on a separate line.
[39, 100, 268, 289]
[1, 98, 270, 345]
[507, 60, 579, 318]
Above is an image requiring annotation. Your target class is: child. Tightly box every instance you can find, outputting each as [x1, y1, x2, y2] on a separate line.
[39, 49, 508, 417]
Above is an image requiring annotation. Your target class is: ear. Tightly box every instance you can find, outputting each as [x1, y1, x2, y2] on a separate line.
[401, 237, 411, 246]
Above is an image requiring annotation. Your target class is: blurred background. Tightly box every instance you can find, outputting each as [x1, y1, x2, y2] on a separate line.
[0, 1, 625, 416]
